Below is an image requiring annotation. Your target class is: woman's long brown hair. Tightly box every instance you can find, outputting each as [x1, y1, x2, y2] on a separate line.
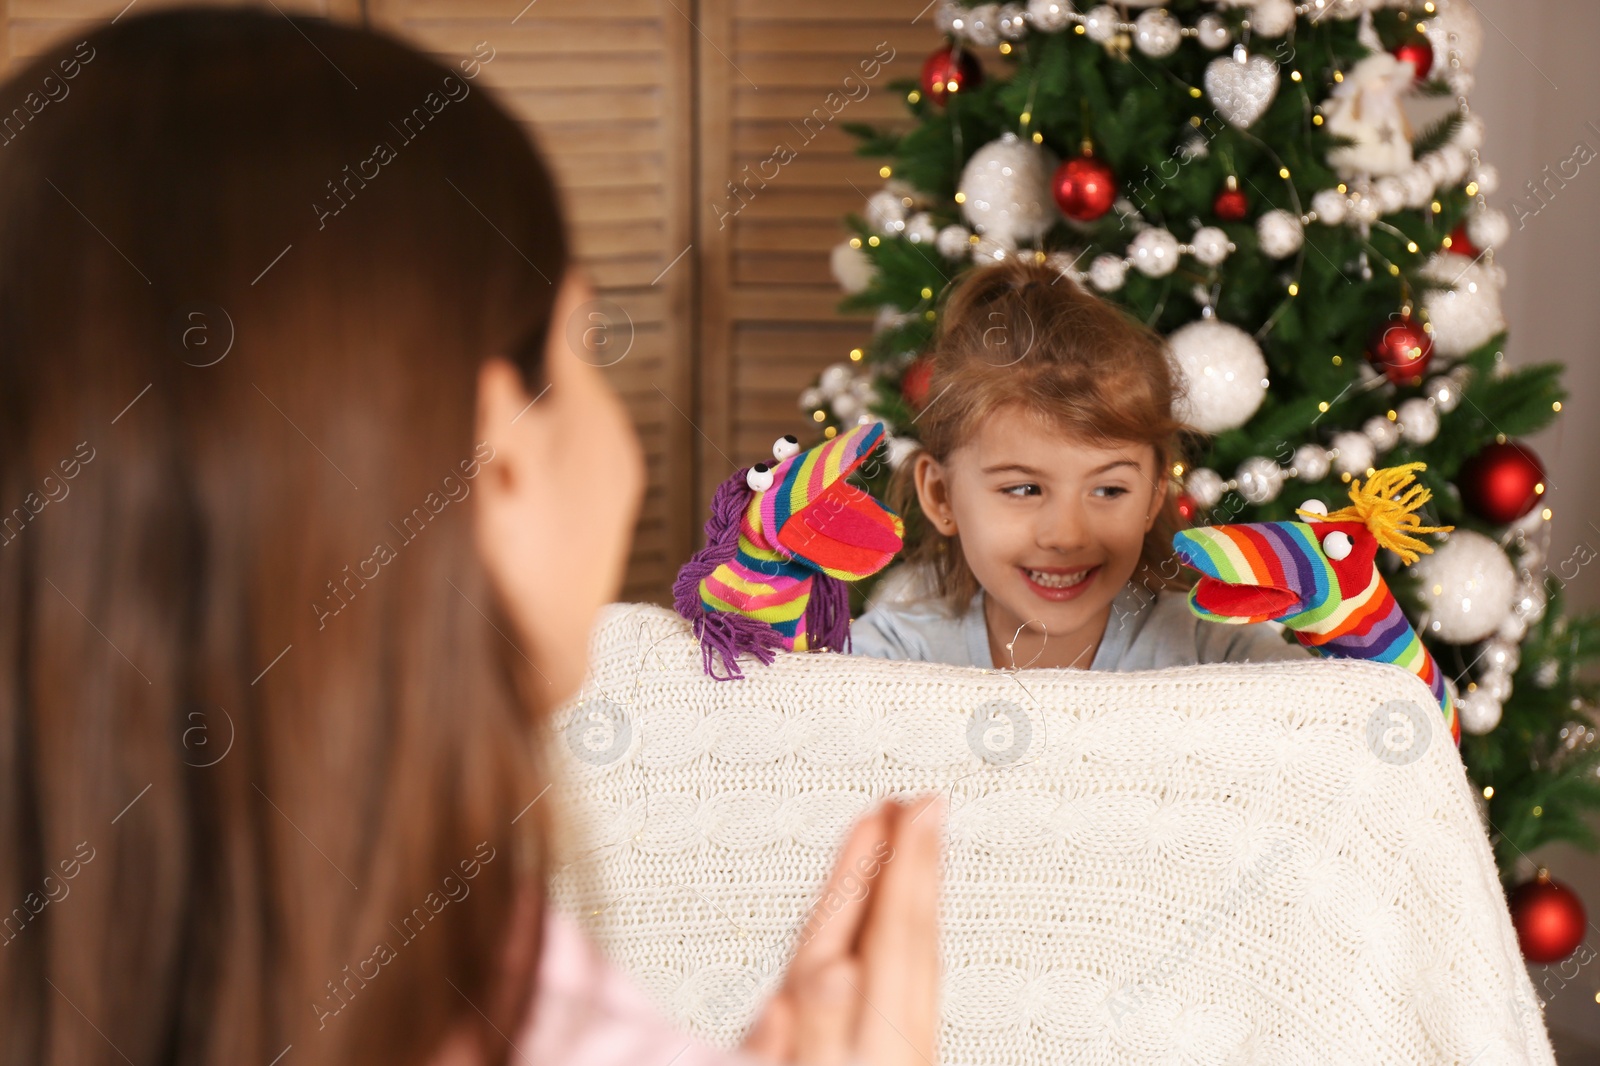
[1, 10, 565, 1066]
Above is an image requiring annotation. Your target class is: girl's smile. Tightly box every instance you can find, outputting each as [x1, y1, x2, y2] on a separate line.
[1018, 563, 1100, 600]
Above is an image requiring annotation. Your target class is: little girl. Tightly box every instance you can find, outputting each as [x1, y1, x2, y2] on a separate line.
[852, 257, 1310, 673]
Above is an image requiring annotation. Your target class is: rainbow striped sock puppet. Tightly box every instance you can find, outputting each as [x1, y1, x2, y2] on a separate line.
[1172, 463, 1460, 745]
[673, 422, 904, 680]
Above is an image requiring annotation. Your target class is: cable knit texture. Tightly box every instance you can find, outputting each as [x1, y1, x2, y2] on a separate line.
[546, 603, 1555, 1066]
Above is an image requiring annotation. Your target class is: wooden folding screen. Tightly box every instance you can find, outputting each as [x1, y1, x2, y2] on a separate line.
[693, 0, 939, 510]
[0, 0, 937, 603]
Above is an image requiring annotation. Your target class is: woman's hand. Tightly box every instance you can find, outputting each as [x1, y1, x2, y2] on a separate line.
[741, 792, 946, 1066]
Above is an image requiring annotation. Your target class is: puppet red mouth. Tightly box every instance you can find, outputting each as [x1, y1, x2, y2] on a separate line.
[1192, 575, 1299, 619]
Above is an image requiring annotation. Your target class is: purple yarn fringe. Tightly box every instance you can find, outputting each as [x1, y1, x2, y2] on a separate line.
[671, 469, 787, 681]
[671, 465, 859, 678]
[805, 572, 851, 654]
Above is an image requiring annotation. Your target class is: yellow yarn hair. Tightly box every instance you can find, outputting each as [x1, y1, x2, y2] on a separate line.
[1313, 462, 1454, 566]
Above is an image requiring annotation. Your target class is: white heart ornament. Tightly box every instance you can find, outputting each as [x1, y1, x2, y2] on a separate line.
[1204, 52, 1280, 129]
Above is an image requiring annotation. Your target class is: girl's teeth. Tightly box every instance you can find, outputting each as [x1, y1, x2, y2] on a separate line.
[1026, 568, 1091, 589]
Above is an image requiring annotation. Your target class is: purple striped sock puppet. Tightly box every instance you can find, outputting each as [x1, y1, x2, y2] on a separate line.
[1172, 462, 1461, 746]
[672, 421, 905, 680]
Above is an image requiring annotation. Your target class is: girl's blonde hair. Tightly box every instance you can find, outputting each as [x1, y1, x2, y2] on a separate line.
[888, 256, 1194, 614]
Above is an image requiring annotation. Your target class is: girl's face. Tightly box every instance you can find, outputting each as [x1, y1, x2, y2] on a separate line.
[914, 405, 1165, 665]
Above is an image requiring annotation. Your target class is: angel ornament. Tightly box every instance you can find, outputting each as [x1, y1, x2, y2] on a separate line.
[1323, 51, 1418, 179]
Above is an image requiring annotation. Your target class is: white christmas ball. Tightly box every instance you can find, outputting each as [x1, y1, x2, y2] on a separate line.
[1363, 414, 1401, 453]
[1236, 456, 1286, 504]
[1413, 530, 1517, 644]
[1129, 227, 1181, 277]
[1089, 254, 1129, 292]
[1467, 208, 1510, 252]
[873, 305, 908, 333]
[798, 386, 824, 412]
[1045, 249, 1085, 282]
[818, 363, 852, 395]
[830, 240, 876, 295]
[1330, 430, 1376, 477]
[1373, 177, 1406, 214]
[1133, 8, 1182, 57]
[1293, 443, 1331, 482]
[964, 3, 1002, 46]
[1083, 5, 1120, 43]
[1457, 691, 1502, 735]
[1420, 255, 1506, 357]
[1427, 0, 1484, 72]
[1479, 668, 1514, 704]
[831, 391, 862, 421]
[1425, 375, 1463, 412]
[1251, 0, 1297, 38]
[1311, 188, 1349, 226]
[1481, 638, 1522, 675]
[971, 236, 1011, 264]
[1167, 319, 1270, 434]
[1400, 168, 1437, 209]
[1456, 114, 1487, 153]
[1351, 195, 1381, 224]
[1185, 467, 1227, 509]
[958, 134, 1059, 249]
[1496, 609, 1527, 643]
[1195, 12, 1231, 50]
[935, 224, 972, 259]
[1512, 577, 1547, 627]
[934, 0, 962, 34]
[1248, 208, 1299, 257]
[1474, 163, 1500, 195]
[903, 212, 938, 246]
[1397, 397, 1440, 444]
[998, 3, 1029, 40]
[1441, 145, 1472, 184]
[866, 189, 907, 236]
[1026, 0, 1072, 32]
[1256, 210, 1304, 258]
[1189, 226, 1232, 267]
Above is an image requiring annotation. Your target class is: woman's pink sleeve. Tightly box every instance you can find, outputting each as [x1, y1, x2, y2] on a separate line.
[512, 905, 772, 1066]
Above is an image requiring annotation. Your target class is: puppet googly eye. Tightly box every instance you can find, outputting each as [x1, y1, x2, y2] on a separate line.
[746, 463, 774, 492]
[772, 435, 800, 462]
[1299, 499, 1329, 519]
[1321, 530, 1353, 561]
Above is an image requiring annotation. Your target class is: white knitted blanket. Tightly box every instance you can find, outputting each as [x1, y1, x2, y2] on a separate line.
[546, 603, 1555, 1065]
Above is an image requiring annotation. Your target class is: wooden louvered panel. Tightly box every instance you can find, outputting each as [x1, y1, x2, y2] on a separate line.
[696, 0, 940, 512]
[368, 0, 695, 606]
[2, 0, 359, 69]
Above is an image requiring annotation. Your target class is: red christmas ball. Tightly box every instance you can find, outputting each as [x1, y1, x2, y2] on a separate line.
[1365, 314, 1434, 385]
[1446, 222, 1480, 259]
[1393, 37, 1434, 81]
[1509, 872, 1587, 964]
[1213, 186, 1250, 222]
[1458, 440, 1546, 525]
[920, 46, 982, 107]
[1052, 155, 1118, 222]
[901, 357, 934, 410]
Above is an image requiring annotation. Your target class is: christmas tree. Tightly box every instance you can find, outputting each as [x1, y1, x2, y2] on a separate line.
[805, 0, 1600, 962]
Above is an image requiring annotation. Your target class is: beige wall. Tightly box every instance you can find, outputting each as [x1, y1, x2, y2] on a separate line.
[1474, 0, 1600, 1052]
